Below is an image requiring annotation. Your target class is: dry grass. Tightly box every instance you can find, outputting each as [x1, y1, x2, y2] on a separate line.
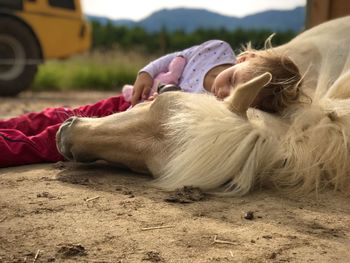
[33, 49, 155, 91]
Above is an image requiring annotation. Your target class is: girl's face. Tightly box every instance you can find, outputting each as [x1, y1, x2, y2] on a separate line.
[211, 59, 253, 99]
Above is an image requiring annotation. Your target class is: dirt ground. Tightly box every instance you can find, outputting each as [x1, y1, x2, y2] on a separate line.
[1, 91, 350, 263]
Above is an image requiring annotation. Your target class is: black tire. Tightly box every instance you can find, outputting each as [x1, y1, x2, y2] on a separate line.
[0, 17, 41, 96]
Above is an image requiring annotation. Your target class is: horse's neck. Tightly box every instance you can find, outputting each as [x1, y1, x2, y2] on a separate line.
[274, 16, 350, 100]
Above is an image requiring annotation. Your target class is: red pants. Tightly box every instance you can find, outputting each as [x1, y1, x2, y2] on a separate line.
[0, 95, 130, 167]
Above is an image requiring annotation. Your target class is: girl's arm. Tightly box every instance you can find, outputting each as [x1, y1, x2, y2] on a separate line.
[132, 44, 201, 105]
[140, 43, 201, 77]
[131, 51, 182, 105]
[140, 51, 182, 78]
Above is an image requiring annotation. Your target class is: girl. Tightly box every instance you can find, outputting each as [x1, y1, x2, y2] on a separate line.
[0, 40, 303, 167]
[130, 40, 236, 105]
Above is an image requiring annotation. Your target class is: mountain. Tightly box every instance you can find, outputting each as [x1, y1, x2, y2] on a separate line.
[87, 6, 305, 32]
[239, 7, 305, 31]
[138, 8, 240, 32]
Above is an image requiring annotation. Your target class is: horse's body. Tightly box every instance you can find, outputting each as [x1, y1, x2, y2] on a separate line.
[57, 16, 350, 195]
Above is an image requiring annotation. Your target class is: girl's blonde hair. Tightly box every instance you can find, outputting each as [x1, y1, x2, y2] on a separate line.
[239, 38, 310, 113]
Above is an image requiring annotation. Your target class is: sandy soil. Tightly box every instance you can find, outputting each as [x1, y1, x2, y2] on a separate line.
[1, 92, 350, 263]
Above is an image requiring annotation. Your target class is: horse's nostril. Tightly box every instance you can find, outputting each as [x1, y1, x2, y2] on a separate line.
[64, 116, 78, 127]
[56, 117, 79, 161]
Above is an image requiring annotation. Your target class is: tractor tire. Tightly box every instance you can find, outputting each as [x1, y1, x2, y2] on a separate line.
[0, 17, 41, 96]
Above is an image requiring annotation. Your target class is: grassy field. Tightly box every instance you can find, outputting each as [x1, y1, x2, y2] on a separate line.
[33, 50, 154, 92]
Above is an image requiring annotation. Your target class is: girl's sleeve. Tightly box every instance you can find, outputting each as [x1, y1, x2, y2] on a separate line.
[140, 51, 181, 78]
[140, 44, 199, 78]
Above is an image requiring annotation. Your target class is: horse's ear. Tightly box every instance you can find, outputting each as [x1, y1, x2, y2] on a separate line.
[225, 72, 272, 117]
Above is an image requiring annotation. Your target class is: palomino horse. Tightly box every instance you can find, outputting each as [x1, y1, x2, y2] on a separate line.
[57, 16, 350, 196]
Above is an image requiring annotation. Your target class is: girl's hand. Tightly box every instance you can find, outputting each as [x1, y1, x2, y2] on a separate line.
[131, 72, 154, 106]
[211, 66, 235, 99]
[147, 92, 159, 101]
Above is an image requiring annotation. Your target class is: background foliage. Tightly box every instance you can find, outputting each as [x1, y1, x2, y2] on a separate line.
[91, 21, 296, 53]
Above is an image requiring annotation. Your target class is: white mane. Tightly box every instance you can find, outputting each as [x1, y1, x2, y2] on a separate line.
[156, 94, 279, 196]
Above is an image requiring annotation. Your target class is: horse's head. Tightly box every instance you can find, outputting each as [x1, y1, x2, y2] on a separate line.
[56, 100, 161, 172]
[56, 72, 272, 178]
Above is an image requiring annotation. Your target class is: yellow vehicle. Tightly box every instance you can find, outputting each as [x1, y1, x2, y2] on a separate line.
[0, 0, 91, 96]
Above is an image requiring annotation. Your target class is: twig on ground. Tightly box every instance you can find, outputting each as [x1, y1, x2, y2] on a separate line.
[85, 196, 100, 202]
[211, 235, 235, 245]
[0, 216, 7, 223]
[33, 249, 40, 263]
[141, 225, 175, 231]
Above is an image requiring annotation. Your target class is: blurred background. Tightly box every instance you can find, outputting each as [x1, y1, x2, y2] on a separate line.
[0, 0, 349, 96]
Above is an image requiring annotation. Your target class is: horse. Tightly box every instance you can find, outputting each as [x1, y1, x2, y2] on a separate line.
[56, 16, 350, 196]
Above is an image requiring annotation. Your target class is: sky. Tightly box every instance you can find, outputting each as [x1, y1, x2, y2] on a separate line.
[81, 0, 306, 21]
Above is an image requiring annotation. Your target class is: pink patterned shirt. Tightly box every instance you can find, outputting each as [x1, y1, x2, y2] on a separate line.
[140, 40, 236, 93]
